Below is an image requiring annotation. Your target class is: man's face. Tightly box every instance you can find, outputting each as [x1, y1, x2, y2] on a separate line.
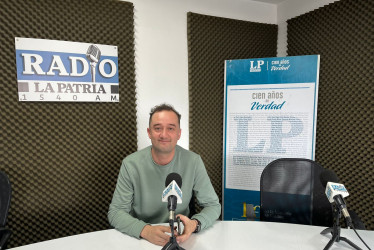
[147, 110, 181, 155]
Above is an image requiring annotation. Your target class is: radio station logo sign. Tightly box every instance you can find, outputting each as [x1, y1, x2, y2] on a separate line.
[15, 37, 119, 102]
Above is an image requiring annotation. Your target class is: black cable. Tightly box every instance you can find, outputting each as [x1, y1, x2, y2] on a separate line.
[350, 224, 372, 250]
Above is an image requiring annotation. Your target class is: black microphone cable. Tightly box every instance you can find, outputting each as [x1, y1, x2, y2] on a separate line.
[350, 224, 371, 250]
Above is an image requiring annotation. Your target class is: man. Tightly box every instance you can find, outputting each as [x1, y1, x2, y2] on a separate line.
[108, 104, 221, 246]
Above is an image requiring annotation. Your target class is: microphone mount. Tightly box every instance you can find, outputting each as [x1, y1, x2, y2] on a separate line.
[320, 202, 362, 250]
[168, 195, 177, 223]
[162, 173, 185, 250]
[162, 206, 185, 250]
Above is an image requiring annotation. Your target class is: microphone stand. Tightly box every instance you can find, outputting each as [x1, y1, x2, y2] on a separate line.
[321, 204, 362, 250]
[161, 216, 185, 250]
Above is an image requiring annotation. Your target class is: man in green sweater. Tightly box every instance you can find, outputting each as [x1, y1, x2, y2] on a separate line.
[108, 104, 221, 246]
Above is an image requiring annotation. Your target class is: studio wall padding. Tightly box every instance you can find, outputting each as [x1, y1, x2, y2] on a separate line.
[187, 13, 278, 210]
[287, 0, 374, 230]
[0, 0, 137, 247]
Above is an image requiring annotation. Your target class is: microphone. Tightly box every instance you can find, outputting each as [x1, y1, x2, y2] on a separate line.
[162, 173, 183, 223]
[86, 45, 101, 82]
[320, 169, 352, 226]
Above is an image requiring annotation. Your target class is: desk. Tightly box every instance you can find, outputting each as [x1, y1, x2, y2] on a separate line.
[9, 221, 374, 250]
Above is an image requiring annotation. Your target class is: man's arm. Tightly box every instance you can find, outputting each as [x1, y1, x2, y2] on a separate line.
[108, 160, 172, 246]
[108, 160, 147, 238]
[176, 156, 221, 243]
[190, 156, 221, 229]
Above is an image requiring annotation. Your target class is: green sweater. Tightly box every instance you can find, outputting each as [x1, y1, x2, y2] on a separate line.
[108, 145, 221, 238]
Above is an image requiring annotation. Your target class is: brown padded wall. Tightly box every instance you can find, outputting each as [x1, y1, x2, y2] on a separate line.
[0, 0, 137, 247]
[287, 0, 374, 229]
[187, 13, 278, 210]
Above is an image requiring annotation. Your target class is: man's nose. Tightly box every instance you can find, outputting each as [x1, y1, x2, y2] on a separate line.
[160, 128, 168, 137]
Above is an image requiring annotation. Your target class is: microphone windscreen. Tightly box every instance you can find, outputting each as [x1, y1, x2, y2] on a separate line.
[320, 169, 339, 188]
[165, 172, 182, 188]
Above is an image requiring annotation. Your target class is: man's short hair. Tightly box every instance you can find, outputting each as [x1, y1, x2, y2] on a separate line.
[149, 104, 181, 126]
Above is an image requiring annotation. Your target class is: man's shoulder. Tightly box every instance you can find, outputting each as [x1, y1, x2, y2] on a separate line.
[122, 146, 151, 164]
[176, 145, 200, 159]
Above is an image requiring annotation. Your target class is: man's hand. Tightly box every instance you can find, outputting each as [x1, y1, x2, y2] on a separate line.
[175, 214, 198, 244]
[140, 225, 171, 246]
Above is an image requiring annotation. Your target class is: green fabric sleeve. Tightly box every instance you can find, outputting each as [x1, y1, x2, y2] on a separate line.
[190, 155, 221, 230]
[107, 160, 147, 239]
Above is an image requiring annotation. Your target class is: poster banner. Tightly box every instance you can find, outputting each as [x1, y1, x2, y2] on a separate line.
[15, 37, 119, 102]
[223, 55, 320, 220]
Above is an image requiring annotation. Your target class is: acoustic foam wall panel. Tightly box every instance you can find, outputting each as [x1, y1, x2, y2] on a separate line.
[187, 13, 278, 211]
[0, 0, 137, 247]
[287, 0, 374, 230]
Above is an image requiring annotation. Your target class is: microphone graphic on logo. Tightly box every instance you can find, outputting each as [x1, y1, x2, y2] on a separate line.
[86, 45, 101, 82]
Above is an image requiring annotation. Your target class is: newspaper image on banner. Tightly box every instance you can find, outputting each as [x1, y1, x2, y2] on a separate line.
[223, 55, 320, 220]
[15, 37, 119, 102]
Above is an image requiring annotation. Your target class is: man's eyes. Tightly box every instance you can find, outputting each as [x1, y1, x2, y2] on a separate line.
[154, 127, 175, 131]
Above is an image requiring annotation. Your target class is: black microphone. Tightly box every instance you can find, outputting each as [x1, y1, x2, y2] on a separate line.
[320, 168, 339, 187]
[162, 173, 183, 224]
[320, 169, 352, 227]
[86, 44, 101, 82]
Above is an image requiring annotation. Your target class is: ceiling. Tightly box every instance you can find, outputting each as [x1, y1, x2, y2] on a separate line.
[251, 0, 287, 4]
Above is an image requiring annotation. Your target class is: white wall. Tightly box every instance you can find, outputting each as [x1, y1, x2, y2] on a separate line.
[130, 0, 277, 150]
[276, 0, 339, 56]
[128, 0, 341, 150]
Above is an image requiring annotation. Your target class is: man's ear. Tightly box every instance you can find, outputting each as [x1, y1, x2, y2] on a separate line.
[147, 127, 151, 139]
